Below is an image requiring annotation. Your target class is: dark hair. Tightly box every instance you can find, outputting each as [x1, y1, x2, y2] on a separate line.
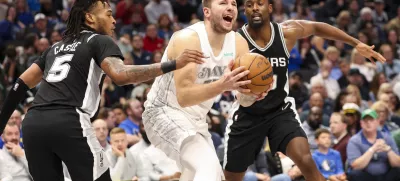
[5, 45, 17, 59]
[315, 128, 330, 139]
[333, 89, 348, 112]
[63, 0, 109, 42]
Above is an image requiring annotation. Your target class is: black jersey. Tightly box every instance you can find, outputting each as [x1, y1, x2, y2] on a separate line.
[237, 22, 291, 115]
[32, 31, 123, 118]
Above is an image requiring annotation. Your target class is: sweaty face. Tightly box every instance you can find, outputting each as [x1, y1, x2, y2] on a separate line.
[206, 0, 238, 33]
[90, 2, 116, 36]
[244, 0, 271, 29]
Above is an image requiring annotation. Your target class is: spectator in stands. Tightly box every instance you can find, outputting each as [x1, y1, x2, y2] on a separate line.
[347, 109, 400, 181]
[330, 112, 351, 165]
[333, 90, 348, 112]
[302, 78, 333, 115]
[324, 46, 342, 80]
[107, 128, 147, 181]
[243, 149, 291, 181]
[0, 122, 30, 181]
[15, 0, 33, 27]
[131, 35, 152, 65]
[112, 103, 128, 126]
[93, 119, 111, 151]
[387, 29, 400, 59]
[346, 84, 369, 110]
[376, 44, 400, 80]
[271, 0, 289, 23]
[347, 68, 370, 101]
[312, 128, 346, 181]
[0, 110, 23, 149]
[142, 24, 164, 53]
[372, 0, 388, 28]
[50, 30, 62, 45]
[342, 103, 362, 135]
[144, 0, 174, 24]
[288, 71, 308, 111]
[371, 101, 400, 133]
[30, 13, 51, 39]
[53, 9, 68, 32]
[310, 59, 341, 100]
[302, 106, 328, 151]
[102, 76, 126, 108]
[119, 99, 142, 146]
[157, 14, 173, 41]
[139, 125, 181, 181]
[116, 0, 146, 25]
[172, 0, 197, 25]
[0, 6, 25, 47]
[98, 108, 117, 132]
[350, 49, 376, 82]
[370, 72, 388, 100]
[337, 60, 351, 89]
[300, 93, 330, 126]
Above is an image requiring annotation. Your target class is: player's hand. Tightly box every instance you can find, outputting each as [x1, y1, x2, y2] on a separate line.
[175, 49, 206, 69]
[112, 145, 125, 157]
[6, 142, 24, 157]
[219, 60, 251, 92]
[355, 43, 386, 64]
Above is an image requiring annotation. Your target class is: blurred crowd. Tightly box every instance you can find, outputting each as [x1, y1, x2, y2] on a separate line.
[1, 0, 400, 181]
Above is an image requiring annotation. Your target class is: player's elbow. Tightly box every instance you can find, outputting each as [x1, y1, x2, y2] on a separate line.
[177, 95, 191, 108]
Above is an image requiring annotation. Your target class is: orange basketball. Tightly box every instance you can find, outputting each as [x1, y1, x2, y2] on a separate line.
[233, 52, 273, 94]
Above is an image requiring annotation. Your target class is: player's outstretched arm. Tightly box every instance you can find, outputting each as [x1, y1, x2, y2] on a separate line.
[281, 20, 386, 63]
[173, 31, 251, 107]
[0, 63, 44, 134]
[101, 50, 204, 86]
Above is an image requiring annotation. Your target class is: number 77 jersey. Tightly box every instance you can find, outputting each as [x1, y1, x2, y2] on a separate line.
[237, 22, 291, 115]
[32, 31, 124, 118]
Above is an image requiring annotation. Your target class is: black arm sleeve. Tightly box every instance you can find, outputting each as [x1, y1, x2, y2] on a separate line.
[0, 78, 29, 134]
[90, 35, 124, 66]
[33, 47, 52, 71]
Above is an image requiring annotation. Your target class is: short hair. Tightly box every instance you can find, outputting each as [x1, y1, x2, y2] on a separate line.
[315, 128, 330, 139]
[202, 0, 211, 8]
[110, 128, 126, 135]
[331, 112, 348, 124]
[6, 121, 18, 127]
[112, 103, 126, 112]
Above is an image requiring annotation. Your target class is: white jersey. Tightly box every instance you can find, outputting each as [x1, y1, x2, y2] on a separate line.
[145, 22, 236, 121]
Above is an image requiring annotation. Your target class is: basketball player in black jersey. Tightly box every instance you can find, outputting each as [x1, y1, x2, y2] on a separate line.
[223, 0, 386, 181]
[0, 0, 206, 181]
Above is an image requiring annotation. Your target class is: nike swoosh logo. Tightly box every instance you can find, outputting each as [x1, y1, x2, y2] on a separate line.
[250, 48, 256, 52]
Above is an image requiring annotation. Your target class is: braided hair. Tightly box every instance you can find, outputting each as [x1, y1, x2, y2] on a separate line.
[63, 0, 109, 42]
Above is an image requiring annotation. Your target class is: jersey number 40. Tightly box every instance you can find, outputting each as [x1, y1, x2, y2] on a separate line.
[46, 54, 74, 82]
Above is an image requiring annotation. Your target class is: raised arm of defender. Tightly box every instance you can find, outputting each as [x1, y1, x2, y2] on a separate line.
[173, 31, 252, 108]
[280, 20, 386, 63]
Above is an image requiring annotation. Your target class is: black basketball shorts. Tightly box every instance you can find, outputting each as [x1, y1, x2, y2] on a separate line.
[223, 99, 307, 173]
[22, 106, 111, 181]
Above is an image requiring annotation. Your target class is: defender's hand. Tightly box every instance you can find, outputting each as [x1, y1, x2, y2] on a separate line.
[355, 43, 386, 64]
[175, 49, 206, 69]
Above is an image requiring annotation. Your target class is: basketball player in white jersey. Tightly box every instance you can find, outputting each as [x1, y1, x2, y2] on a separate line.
[142, 0, 265, 180]
[223, 0, 387, 181]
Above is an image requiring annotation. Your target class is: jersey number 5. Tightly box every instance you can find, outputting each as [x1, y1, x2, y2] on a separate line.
[46, 54, 74, 82]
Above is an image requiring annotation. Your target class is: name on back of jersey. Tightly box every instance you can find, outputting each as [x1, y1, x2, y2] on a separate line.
[54, 42, 81, 54]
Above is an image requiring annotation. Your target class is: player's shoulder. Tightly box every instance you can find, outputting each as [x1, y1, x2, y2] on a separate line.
[169, 28, 201, 51]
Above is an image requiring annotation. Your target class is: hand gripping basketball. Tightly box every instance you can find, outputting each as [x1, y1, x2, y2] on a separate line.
[218, 60, 252, 92]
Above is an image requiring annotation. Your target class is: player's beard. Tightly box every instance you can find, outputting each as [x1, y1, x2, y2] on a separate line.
[249, 18, 264, 29]
[211, 15, 231, 34]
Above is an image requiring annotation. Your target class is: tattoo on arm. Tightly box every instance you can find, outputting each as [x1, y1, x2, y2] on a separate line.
[103, 57, 163, 84]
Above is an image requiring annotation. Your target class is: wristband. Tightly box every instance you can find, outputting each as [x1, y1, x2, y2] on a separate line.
[161, 60, 177, 74]
[0, 78, 29, 134]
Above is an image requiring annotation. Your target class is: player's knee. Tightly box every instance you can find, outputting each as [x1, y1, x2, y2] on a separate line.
[295, 153, 314, 171]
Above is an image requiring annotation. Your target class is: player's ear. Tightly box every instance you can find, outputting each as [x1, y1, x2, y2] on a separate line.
[85, 12, 96, 25]
[268, 3, 273, 14]
[203, 7, 211, 18]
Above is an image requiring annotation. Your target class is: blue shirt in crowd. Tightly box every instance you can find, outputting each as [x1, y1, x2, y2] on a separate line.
[347, 130, 399, 176]
[118, 118, 140, 135]
[312, 148, 344, 178]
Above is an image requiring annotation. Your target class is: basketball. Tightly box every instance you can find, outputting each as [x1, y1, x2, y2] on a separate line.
[233, 52, 273, 94]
